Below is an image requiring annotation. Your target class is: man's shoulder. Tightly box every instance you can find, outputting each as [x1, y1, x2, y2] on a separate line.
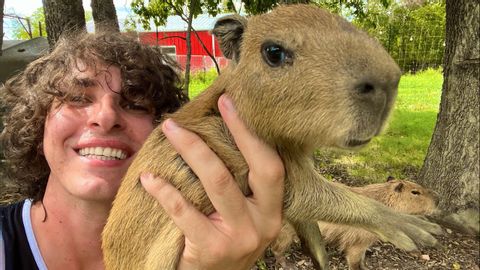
[1, 200, 27, 237]
[1, 199, 40, 270]
[0, 201, 25, 220]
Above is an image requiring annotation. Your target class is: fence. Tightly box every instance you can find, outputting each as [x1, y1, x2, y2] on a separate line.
[173, 55, 229, 74]
[355, 3, 446, 74]
[385, 22, 444, 73]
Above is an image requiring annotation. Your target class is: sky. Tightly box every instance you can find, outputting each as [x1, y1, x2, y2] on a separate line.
[4, 0, 47, 17]
[4, 0, 133, 15]
[3, 0, 133, 39]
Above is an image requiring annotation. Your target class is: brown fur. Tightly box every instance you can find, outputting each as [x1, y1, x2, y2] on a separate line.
[102, 5, 441, 270]
[272, 178, 439, 270]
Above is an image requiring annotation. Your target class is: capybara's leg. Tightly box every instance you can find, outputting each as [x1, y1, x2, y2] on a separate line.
[295, 221, 330, 270]
[344, 245, 368, 270]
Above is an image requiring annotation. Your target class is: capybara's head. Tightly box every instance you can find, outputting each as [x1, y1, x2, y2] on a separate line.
[384, 177, 439, 215]
[212, 5, 401, 150]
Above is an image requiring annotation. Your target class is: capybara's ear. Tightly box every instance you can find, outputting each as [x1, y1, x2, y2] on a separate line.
[386, 176, 395, 182]
[212, 14, 247, 63]
[394, 182, 404, 192]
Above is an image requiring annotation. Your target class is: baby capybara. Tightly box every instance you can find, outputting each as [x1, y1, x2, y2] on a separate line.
[272, 177, 439, 270]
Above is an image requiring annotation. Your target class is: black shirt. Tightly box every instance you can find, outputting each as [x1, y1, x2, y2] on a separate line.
[1, 200, 40, 270]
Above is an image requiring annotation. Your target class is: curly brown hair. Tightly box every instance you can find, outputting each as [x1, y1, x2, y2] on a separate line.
[0, 31, 189, 203]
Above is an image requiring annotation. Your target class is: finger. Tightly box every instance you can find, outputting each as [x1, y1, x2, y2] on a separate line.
[218, 94, 285, 213]
[140, 172, 215, 244]
[161, 119, 248, 223]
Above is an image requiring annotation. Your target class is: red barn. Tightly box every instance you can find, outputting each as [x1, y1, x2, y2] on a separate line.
[138, 13, 231, 72]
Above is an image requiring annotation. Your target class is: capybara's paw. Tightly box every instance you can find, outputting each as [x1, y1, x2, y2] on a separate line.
[373, 212, 442, 251]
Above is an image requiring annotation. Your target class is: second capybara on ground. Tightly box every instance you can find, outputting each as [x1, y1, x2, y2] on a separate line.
[272, 177, 439, 270]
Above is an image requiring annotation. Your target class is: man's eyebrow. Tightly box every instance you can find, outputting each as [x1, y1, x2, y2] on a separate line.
[72, 77, 97, 88]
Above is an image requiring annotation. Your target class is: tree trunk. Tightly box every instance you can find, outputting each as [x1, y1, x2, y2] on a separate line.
[183, 0, 195, 98]
[42, 0, 86, 49]
[191, 28, 221, 75]
[417, 0, 479, 235]
[91, 0, 119, 32]
[0, 0, 4, 56]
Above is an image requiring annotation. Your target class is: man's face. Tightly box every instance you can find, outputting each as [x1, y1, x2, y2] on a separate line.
[43, 63, 155, 203]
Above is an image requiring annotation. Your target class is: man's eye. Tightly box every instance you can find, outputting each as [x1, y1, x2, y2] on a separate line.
[124, 103, 149, 112]
[66, 95, 90, 105]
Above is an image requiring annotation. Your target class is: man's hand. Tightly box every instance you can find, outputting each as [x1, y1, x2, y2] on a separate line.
[140, 94, 285, 270]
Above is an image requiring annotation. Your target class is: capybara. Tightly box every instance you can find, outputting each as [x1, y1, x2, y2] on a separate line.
[102, 5, 441, 270]
[271, 177, 439, 270]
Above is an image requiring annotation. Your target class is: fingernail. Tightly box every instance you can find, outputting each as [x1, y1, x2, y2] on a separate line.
[163, 118, 179, 131]
[140, 172, 153, 182]
[220, 94, 236, 113]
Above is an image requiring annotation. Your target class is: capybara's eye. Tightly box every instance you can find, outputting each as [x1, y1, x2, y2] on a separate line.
[412, 190, 421, 195]
[261, 42, 293, 67]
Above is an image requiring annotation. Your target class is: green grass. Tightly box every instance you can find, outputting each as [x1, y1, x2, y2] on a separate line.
[188, 69, 218, 99]
[188, 68, 444, 184]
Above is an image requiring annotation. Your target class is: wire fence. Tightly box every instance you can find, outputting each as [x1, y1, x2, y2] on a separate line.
[173, 55, 229, 74]
[355, 3, 445, 74]
[387, 22, 444, 73]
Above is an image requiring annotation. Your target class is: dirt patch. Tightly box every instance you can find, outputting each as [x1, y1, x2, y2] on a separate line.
[254, 228, 479, 270]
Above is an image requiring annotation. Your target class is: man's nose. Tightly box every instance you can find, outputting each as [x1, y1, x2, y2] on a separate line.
[88, 97, 124, 132]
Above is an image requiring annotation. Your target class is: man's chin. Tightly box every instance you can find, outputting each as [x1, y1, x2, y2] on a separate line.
[72, 177, 122, 203]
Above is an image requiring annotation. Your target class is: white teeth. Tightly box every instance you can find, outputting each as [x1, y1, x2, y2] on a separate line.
[103, 147, 112, 157]
[78, 147, 128, 160]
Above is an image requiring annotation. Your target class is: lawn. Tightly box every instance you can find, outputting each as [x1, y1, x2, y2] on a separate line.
[188, 69, 218, 99]
[188, 68, 444, 184]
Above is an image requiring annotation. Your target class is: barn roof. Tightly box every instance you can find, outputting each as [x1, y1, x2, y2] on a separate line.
[139, 13, 233, 32]
[85, 6, 239, 33]
[88, 12, 235, 33]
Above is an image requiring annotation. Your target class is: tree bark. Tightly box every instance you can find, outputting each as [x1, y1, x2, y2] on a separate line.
[183, 0, 195, 98]
[191, 27, 221, 75]
[418, 0, 479, 235]
[42, 0, 86, 49]
[0, 0, 4, 56]
[91, 0, 119, 32]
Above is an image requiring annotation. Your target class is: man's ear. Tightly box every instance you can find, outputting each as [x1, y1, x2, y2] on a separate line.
[212, 14, 247, 63]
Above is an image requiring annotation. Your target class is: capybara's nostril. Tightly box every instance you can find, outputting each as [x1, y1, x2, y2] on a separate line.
[357, 82, 376, 94]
